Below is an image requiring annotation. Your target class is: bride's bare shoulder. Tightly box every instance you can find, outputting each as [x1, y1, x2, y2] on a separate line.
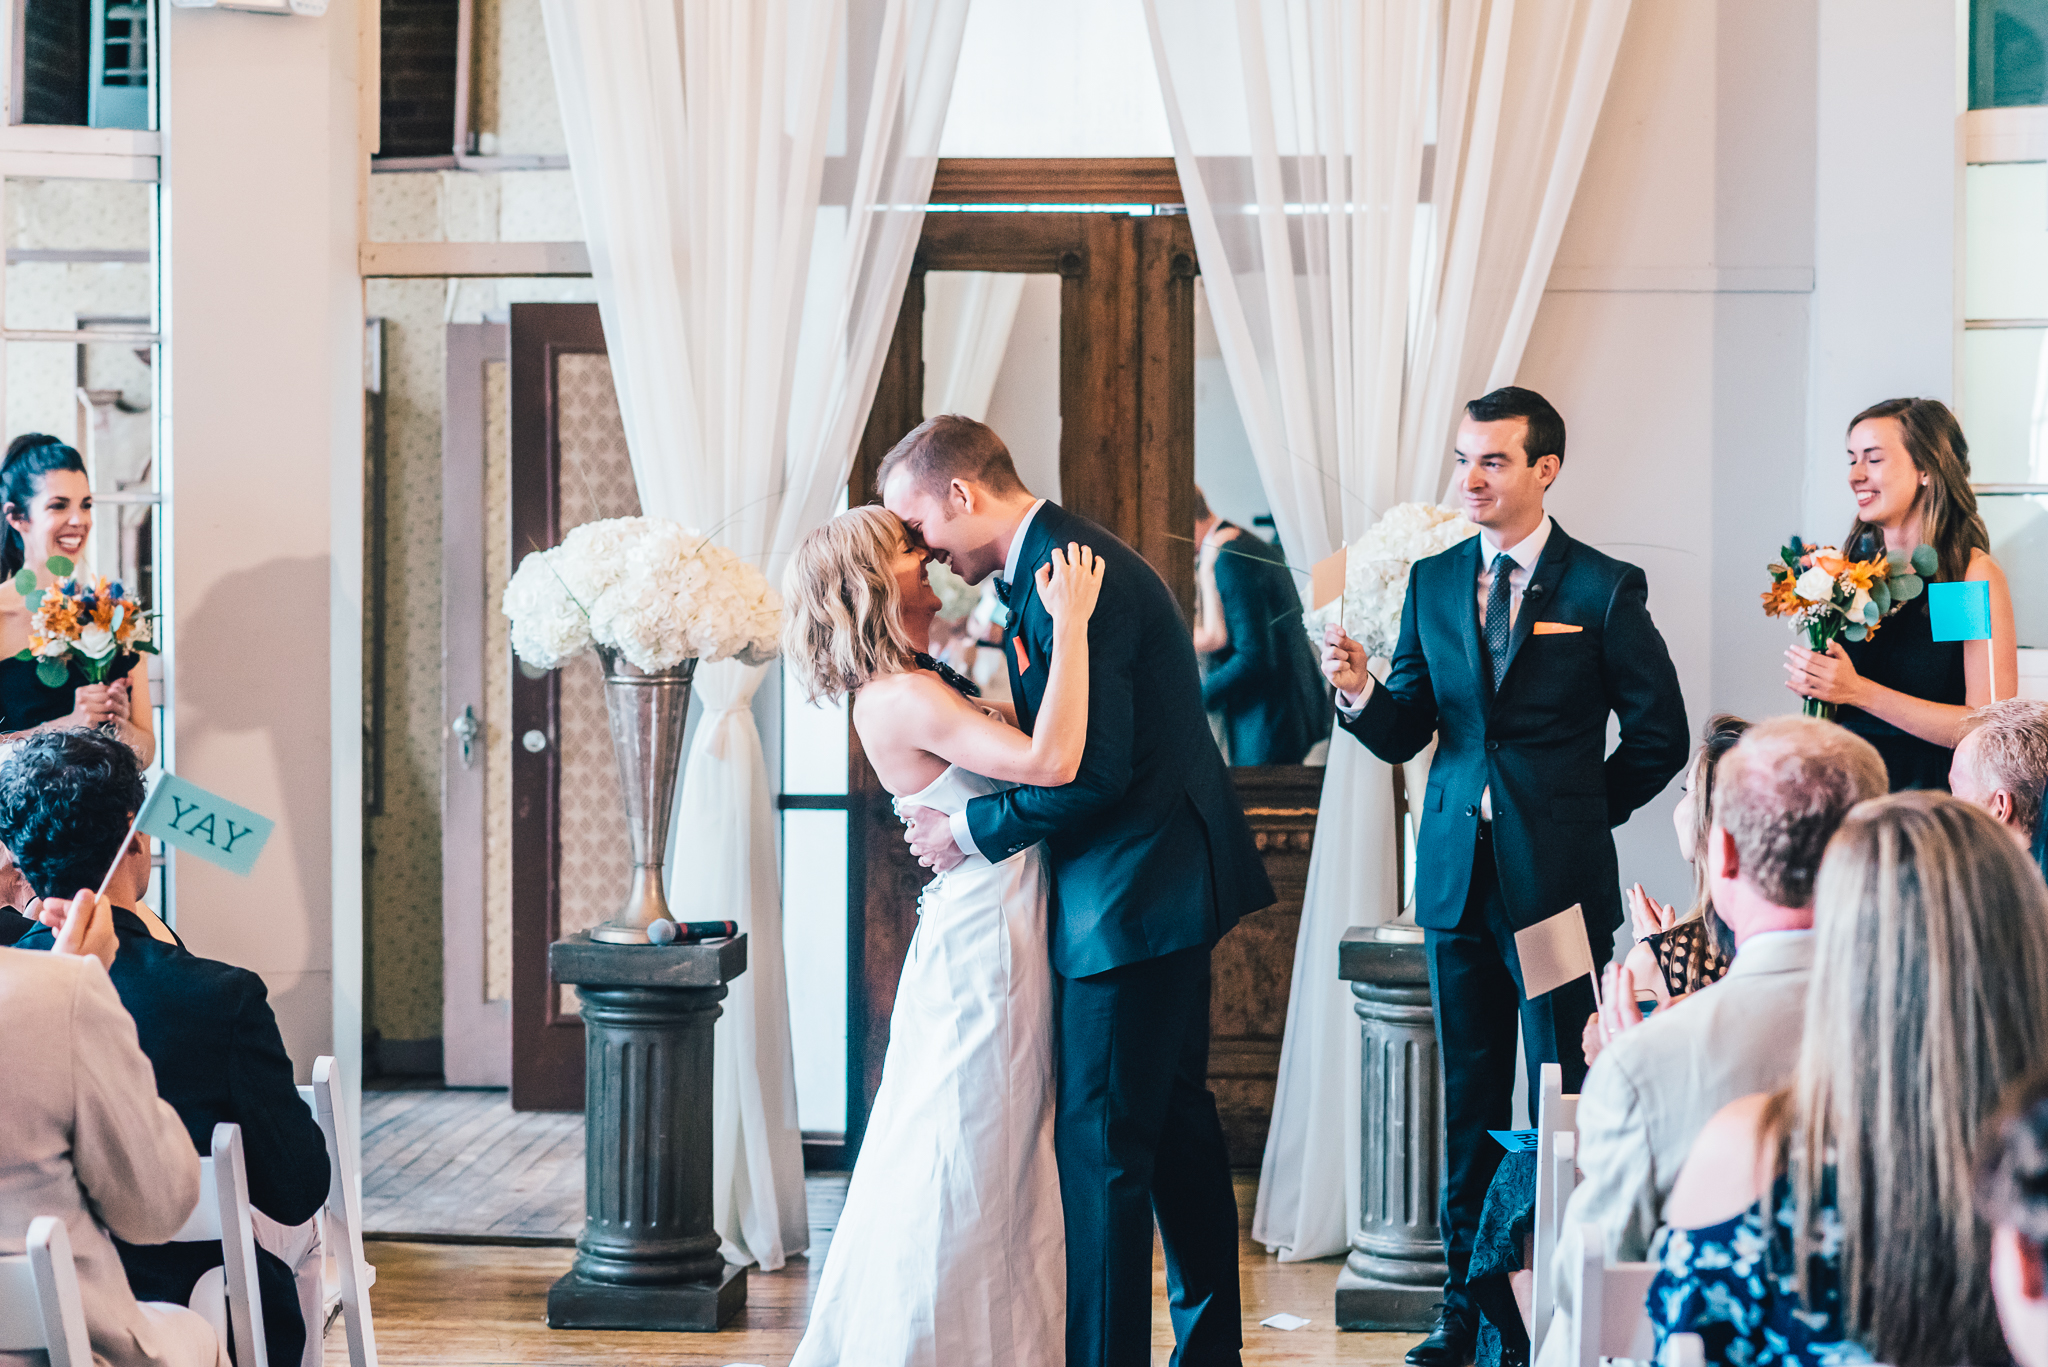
[852, 668, 956, 725]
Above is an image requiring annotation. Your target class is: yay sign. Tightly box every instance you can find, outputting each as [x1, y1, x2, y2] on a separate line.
[135, 774, 275, 877]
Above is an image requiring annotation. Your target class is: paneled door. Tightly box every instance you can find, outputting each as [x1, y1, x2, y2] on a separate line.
[440, 321, 512, 1087]
[504, 303, 642, 1111]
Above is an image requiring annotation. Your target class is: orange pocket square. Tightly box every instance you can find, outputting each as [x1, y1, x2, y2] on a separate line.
[1531, 621, 1583, 635]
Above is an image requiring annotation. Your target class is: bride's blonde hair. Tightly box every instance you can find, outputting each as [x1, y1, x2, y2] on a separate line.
[781, 505, 921, 702]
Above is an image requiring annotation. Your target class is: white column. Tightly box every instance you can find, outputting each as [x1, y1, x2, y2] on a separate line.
[1807, 0, 1959, 535]
[162, 0, 366, 1082]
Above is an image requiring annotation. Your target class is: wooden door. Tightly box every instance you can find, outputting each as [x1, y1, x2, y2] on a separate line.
[844, 208, 1204, 1151]
[507, 303, 643, 1111]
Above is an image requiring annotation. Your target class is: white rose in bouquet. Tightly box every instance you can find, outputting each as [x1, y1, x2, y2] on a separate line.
[1301, 503, 1480, 662]
[504, 516, 783, 672]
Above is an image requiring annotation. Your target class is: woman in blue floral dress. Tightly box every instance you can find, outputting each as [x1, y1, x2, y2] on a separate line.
[1647, 793, 2048, 1367]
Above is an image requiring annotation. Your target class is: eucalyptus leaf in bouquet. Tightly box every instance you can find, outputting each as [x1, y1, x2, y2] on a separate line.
[11, 555, 158, 687]
[1762, 536, 1932, 718]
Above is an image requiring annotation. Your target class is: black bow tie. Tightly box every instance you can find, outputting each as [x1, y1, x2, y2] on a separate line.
[915, 651, 982, 699]
[991, 576, 1012, 606]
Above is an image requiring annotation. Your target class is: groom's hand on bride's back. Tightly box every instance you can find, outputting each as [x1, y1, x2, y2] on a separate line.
[904, 805, 967, 873]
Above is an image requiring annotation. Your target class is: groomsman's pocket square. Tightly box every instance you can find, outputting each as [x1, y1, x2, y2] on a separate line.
[1531, 622, 1583, 635]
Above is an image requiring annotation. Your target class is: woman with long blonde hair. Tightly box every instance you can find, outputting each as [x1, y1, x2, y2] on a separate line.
[780, 504, 1103, 1367]
[1650, 792, 2048, 1366]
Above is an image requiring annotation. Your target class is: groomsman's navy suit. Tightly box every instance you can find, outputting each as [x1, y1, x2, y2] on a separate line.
[960, 500, 1274, 1367]
[1338, 520, 1688, 1332]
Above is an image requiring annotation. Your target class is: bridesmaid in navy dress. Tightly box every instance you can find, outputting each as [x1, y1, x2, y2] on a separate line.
[0, 435, 154, 764]
[1786, 398, 2016, 791]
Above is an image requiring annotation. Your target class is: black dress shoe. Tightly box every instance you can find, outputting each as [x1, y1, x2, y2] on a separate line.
[1405, 1306, 1478, 1367]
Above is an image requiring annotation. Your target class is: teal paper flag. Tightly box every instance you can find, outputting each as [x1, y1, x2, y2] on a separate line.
[136, 774, 274, 876]
[1928, 580, 1994, 642]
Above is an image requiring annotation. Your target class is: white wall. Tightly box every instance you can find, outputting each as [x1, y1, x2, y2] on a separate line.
[1807, 0, 1960, 535]
[1519, 0, 1955, 908]
[1520, 0, 1822, 905]
[163, 0, 364, 1081]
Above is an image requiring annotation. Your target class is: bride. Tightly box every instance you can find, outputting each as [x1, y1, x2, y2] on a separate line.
[780, 505, 1103, 1367]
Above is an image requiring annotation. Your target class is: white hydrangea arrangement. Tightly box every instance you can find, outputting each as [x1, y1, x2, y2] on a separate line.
[1301, 503, 1480, 661]
[502, 517, 782, 672]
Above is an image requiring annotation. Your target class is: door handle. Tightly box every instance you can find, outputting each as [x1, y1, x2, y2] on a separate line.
[451, 705, 481, 769]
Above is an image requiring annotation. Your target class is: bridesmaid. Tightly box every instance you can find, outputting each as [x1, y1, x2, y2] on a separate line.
[1787, 398, 2015, 791]
[0, 434, 154, 765]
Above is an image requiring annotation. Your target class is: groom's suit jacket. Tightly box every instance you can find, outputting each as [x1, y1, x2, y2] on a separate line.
[963, 502, 1275, 978]
[1340, 522, 1688, 938]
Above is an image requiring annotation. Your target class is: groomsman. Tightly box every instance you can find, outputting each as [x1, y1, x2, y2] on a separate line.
[1321, 387, 1688, 1367]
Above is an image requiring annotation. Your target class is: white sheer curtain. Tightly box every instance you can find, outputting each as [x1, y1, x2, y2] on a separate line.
[1146, 0, 1632, 1262]
[540, 0, 970, 1270]
[923, 271, 1026, 421]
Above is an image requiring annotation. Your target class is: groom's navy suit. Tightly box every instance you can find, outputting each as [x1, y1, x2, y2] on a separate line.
[962, 500, 1273, 1367]
[1338, 520, 1688, 1329]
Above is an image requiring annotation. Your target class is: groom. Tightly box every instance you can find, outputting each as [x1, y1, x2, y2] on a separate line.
[884, 415, 1274, 1367]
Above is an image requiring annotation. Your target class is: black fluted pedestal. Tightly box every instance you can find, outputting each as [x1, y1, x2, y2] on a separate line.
[1335, 925, 1449, 1331]
[546, 930, 749, 1331]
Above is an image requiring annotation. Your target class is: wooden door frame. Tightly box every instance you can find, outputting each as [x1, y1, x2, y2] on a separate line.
[841, 198, 1199, 1154]
[441, 321, 512, 1087]
[507, 302, 609, 1111]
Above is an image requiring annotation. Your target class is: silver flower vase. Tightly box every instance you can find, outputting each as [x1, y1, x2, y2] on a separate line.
[589, 646, 698, 944]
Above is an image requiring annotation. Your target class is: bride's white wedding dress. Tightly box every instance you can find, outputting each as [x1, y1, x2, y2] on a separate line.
[790, 763, 1065, 1367]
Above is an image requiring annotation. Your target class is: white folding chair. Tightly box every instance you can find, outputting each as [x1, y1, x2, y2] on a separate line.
[175, 1124, 268, 1367]
[1530, 1062, 1582, 1356]
[1569, 1222, 1658, 1367]
[1663, 1332, 1707, 1367]
[0, 1218, 93, 1367]
[304, 1056, 378, 1367]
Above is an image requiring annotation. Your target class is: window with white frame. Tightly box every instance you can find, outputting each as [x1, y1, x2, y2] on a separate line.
[0, 0, 167, 908]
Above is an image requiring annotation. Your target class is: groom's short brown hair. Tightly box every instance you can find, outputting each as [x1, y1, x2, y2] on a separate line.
[877, 414, 1027, 500]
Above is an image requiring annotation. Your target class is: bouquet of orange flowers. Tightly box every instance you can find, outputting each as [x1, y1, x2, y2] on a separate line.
[12, 555, 158, 687]
[1762, 536, 1933, 718]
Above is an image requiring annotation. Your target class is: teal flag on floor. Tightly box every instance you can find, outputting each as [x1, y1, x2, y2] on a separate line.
[1928, 580, 1994, 642]
[136, 774, 275, 877]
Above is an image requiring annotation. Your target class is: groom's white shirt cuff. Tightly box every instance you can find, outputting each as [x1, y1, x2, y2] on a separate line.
[949, 810, 981, 859]
[946, 498, 1049, 863]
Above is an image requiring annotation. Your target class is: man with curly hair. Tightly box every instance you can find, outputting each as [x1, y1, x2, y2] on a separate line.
[8, 728, 330, 1367]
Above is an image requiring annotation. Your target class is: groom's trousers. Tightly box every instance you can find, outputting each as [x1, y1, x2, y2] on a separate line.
[1058, 942, 1243, 1367]
[1427, 821, 1608, 1328]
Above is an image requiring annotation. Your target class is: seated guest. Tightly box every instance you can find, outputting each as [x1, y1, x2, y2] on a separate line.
[10, 730, 329, 1367]
[1589, 716, 1751, 1055]
[1951, 697, 2048, 880]
[1975, 1067, 2048, 1367]
[0, 839, 36, 945]
[1651, 793, 2048, 1367]
[1537, 717, 1885, 1365]
[0, 889, 224, 1367]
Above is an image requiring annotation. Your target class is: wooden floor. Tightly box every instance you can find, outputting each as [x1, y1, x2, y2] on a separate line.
[351, 1085, 1412, 1363]
[360, 1086, 584, 1242]
[346, 1177, 1407, 1366]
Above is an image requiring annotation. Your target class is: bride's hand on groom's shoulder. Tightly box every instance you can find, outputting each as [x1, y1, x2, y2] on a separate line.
[1036, 543, 1105, 626]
